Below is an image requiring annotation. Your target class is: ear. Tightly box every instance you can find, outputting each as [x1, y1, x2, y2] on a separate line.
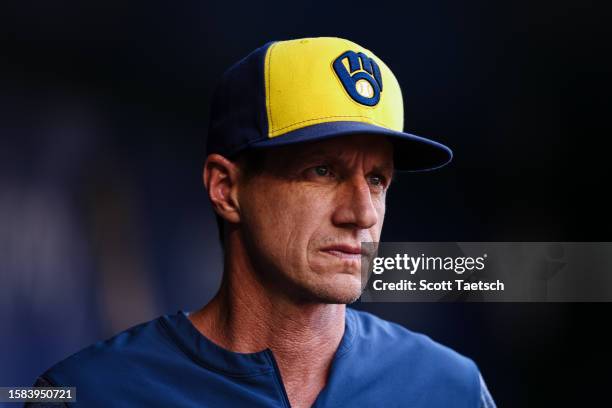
[203, 154, 241, 224]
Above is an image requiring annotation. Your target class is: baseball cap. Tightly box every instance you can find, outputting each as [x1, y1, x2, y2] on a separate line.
[206, 37, 452, 172]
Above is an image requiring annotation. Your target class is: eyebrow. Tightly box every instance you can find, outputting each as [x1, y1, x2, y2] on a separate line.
[291, 149, 332, 162]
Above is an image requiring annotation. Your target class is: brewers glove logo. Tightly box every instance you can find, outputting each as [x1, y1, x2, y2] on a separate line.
[332, 51, 383, 106]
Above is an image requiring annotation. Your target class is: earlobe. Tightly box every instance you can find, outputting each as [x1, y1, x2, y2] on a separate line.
[203, 154, 241, 224]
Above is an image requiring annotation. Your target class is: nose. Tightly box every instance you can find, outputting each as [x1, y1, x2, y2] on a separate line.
[331, 176, 379, 230]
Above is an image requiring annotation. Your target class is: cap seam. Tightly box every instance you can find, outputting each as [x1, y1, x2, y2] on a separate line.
[265, 42, 279, 135]
[270, 115, 394, 136]
[224, 119, 390, 157]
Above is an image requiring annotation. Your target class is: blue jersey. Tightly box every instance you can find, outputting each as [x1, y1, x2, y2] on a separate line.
[34, 308, 495, 407]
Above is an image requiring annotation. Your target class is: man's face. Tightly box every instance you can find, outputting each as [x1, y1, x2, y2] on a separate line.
[237, 134, 393, 304]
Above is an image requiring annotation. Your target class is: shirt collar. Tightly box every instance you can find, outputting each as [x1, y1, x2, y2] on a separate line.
[159, 308, 357, 376]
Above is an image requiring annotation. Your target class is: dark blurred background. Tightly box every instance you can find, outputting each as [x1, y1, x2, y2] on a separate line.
[1, 0, 611, 406]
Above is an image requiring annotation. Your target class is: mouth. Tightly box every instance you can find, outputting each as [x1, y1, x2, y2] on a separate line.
[320, 244, 364, 261]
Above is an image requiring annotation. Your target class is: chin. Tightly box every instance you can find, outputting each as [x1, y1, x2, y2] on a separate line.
[304, 274, 363, 304]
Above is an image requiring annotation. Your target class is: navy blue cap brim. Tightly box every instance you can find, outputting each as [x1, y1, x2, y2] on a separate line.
[248, 121, 453, 172]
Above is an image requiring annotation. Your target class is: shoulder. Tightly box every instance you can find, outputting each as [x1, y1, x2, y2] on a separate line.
[349, 307, 477, 369]
[39, 314, 180, 388]
[346, 308, 482, 405]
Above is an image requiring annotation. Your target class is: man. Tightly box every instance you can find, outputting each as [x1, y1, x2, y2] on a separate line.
[33, 37, 496, 407]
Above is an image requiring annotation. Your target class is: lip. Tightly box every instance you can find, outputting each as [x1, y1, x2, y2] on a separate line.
[320, 244, 364, 260]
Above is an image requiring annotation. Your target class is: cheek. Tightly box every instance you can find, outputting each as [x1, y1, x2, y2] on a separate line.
[279, 187, 331, 249]
[242, 182, 330, 265]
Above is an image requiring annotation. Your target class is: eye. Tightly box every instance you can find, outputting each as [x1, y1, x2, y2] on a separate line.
[304, 164, 336, 182]
[368, 174, 386, 188]
[313, 165, 331, 177]
[369, 175, 382, 186]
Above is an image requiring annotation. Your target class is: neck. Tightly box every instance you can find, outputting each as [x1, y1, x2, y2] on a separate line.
[188, 236, 346, 408]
